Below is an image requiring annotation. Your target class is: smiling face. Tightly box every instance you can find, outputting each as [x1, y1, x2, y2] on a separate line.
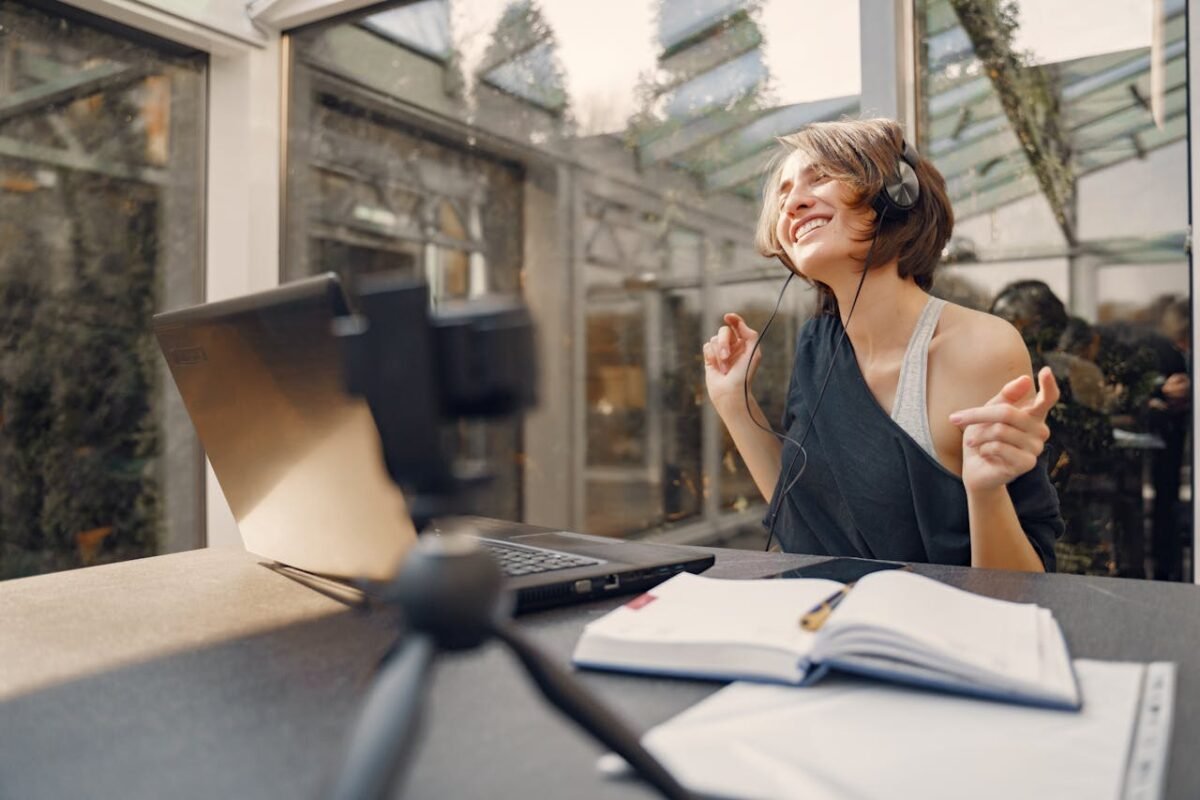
[754, 121, 955, 301]
[772, 149, 875, 284]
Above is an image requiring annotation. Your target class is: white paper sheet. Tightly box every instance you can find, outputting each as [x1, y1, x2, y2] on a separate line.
[619, 660, 1161, 800]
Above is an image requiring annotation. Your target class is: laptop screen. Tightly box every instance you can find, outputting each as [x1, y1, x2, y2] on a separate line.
[153, 274, 416, 580]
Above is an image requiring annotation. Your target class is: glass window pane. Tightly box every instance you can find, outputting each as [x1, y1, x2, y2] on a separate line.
[918, 0, 1191, 581]
[585, 298, 655, 534]
[586, 303, 648, 469]
[0, 1, 206, 578]
[662, 287, 704, 524]
[285, 0, 861, 543]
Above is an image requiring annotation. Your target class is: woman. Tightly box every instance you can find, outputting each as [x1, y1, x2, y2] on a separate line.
[704, 119, 1063, 572]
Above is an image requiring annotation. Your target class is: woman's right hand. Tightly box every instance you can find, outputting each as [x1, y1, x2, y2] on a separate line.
[702, 313, 763, 413]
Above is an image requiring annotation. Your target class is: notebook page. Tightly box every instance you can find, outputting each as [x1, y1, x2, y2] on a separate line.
[819, 571, 1043, 685]
[577, 572, 842, 655]
[1038, 608, 1080, 704]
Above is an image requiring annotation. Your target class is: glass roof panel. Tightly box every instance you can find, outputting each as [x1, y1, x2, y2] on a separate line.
[659, 0, 746, 52]
[361, 0, 452, 61]
[922, 1, 1186, 221]
[483, 40, 568, 111]
[662, 48, 767, 119]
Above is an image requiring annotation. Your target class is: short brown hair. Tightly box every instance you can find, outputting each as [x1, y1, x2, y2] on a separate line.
[754, 118, 954, 312]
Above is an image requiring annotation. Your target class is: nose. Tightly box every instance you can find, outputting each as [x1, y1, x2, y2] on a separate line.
[783, 183, 814, 218]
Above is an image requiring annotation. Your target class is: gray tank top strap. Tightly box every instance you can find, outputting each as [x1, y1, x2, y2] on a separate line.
[890, 296, 946, 461]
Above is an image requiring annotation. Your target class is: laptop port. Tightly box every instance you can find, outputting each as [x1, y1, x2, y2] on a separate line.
[602, 574, 620, 591]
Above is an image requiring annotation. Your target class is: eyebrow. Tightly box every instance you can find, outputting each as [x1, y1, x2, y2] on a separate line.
[777, 164, 821, 193]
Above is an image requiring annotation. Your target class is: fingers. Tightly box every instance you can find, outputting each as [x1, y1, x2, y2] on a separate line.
[987, 374, 1033, 407]
[1028, 367, 1060, 419]
[1163, 373, 1190, 401]
[704, 332, 746, 375]
[957, 369, 1062, 487]
[949, 404, 1049, 438]
[1164, 372, 1189, 388]
[703, 314, 760, 376]
[962, 421, 1046, 458]
[957, 368, 1061, 428]
[724, 313, 759, 342]
[716, 325, 735, 359]
[970, 440, 1039, 475]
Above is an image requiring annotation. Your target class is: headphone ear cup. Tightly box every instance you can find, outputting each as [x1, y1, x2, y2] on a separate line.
[874, 141, 922, 218]
[890, 158, 920, 211]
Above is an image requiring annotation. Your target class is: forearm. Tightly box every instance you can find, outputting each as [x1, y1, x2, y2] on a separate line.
[714, 396, 783, 503]
[965, 486, 1046, 572]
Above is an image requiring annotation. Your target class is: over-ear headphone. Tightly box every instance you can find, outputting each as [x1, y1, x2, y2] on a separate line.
[871, 139, 921, 219]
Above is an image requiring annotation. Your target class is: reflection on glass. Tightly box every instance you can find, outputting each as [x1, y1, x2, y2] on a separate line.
[585, 301, 655, 534]
[586, 306, 648, 468]
[0, 2, 206, 578]
[660, 290, 704, 527]
[285, 1, 861, 542]
[920, 0, 1191, 580]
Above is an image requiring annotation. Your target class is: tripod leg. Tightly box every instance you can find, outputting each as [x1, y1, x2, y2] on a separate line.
[491, 619, 693, 800]
[327, 634, 436, 800]
[371, 634, 404, 677]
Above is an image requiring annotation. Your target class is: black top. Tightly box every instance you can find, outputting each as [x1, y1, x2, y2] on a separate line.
[766, 314, 1065, 570]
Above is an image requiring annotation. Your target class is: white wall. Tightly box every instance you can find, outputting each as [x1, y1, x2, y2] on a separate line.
[954, 189, 1068, 256]
[940, 258, 1071, 305]
[1078, 141, 1189, 240]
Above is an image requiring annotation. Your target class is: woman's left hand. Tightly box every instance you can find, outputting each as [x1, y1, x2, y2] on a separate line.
[949, 366, 1060, 494]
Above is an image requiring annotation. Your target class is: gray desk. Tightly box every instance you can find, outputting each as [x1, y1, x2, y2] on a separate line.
[1, 546, 1197, 799]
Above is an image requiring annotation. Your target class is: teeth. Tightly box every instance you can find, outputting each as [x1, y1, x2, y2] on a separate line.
[794, 218, 828, 241]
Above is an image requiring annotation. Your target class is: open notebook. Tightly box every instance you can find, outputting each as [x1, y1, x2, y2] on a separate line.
[572, 570, 1081, 710]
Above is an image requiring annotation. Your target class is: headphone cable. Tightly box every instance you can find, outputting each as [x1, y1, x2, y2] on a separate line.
[745, 214, 886, 552]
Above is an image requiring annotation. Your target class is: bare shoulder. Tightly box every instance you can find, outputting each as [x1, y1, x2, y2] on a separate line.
[933, 302, 1033, 403]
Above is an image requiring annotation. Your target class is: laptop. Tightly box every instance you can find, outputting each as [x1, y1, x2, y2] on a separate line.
[152, 274, 713, 612]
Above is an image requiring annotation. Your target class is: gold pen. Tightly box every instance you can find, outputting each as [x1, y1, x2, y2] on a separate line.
[800, 583, 854, 632]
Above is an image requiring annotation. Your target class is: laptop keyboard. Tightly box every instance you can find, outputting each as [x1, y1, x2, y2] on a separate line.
[479, 538, 603, 577]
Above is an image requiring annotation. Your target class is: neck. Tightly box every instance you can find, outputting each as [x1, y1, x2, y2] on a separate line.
[826, 260, 929, 360]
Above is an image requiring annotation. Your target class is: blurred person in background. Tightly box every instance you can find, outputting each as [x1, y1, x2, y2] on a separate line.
[1099, 299, 1190, 581]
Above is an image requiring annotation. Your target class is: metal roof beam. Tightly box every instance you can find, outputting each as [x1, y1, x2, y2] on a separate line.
[0, 62, 144, 123]
[702, 145, 773, 192]
[0, 135, 167, 184]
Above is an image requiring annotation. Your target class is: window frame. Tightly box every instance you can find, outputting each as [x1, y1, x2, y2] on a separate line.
[57, 0, 304, 547]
